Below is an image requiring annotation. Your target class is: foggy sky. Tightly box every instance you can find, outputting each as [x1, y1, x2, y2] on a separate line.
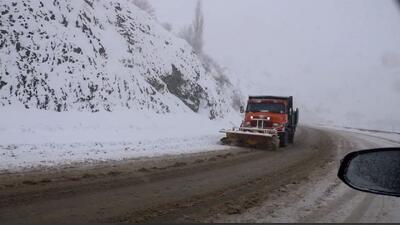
[151, 0, 400, 131]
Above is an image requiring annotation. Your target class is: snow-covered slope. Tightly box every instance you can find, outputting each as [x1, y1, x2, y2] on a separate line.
[0, 0, 242, 118]
[0, 107, 240, 171]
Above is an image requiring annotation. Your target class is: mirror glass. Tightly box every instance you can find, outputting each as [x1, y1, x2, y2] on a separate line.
[240, 106, 245, 113]
[344, 149, 400, 195]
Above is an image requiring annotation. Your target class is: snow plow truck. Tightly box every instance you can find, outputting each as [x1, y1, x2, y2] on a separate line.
[220, 96, 299, 149]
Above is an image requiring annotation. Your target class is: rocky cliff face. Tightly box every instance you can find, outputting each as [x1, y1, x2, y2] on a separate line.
[0, 0, 242, 118]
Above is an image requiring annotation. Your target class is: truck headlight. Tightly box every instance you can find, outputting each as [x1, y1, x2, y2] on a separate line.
[273, 123, 280, 127]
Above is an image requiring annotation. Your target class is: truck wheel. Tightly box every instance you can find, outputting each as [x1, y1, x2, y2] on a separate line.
[288, 132, 295, 144]
[271, 136, 280, 150]
[279, 132, 288, 148]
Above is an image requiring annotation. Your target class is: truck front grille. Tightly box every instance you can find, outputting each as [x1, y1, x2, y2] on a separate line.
[250, 120, 272, 128]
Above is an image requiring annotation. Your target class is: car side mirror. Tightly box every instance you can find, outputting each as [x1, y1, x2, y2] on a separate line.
[338, 148, 400, 197]
[240, 106, 245, 114]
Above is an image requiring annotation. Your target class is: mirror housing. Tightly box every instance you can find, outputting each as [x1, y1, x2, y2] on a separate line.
[240, 106, 245, 114]
[294, 108, 299, 125]
[338, 148, 400, 197]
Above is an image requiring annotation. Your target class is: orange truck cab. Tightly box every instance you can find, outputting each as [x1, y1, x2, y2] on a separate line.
[240, 96, 299, 147]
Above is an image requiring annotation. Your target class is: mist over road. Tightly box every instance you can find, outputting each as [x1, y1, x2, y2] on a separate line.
[0, 126, 398, 223]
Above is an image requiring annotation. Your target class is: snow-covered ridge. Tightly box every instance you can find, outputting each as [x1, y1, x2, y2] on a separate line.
[0, 0, 240, 118]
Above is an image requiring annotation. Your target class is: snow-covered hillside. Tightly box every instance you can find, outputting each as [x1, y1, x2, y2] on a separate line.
[0, 0, 246, 171]
[0, 0, 242, 119]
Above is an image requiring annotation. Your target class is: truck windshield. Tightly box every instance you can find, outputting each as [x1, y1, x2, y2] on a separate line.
[247, 103, 286, 113]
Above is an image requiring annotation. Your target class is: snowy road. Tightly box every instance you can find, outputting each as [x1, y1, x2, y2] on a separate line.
[0, 126, 399, 223]
[217, 127, 400, 223]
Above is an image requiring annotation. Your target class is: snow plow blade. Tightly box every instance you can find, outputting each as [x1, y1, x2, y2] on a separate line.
[220, 128, 279, 150]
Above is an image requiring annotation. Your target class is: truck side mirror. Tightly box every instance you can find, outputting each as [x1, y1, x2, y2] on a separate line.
[293, 108, 299, 125]
[240, 106, 245, 113]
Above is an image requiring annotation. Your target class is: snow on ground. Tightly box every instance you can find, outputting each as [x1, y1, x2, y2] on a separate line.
[316, 124, 400, 144]
[219, 126, 400, 223]
[0, 106, 241, 172]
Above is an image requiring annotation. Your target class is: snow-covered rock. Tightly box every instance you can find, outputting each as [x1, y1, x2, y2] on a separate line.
[0, 0, 242, 118]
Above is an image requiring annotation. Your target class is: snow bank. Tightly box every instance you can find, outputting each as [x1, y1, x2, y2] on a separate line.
[0, 107, 241, 171]
[316, 124, 400, 144]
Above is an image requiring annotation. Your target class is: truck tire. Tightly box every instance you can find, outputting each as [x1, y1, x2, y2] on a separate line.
[271, 136, 280, 150]
[288, 132, 295, 144]
[279, 132, 288, 147]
